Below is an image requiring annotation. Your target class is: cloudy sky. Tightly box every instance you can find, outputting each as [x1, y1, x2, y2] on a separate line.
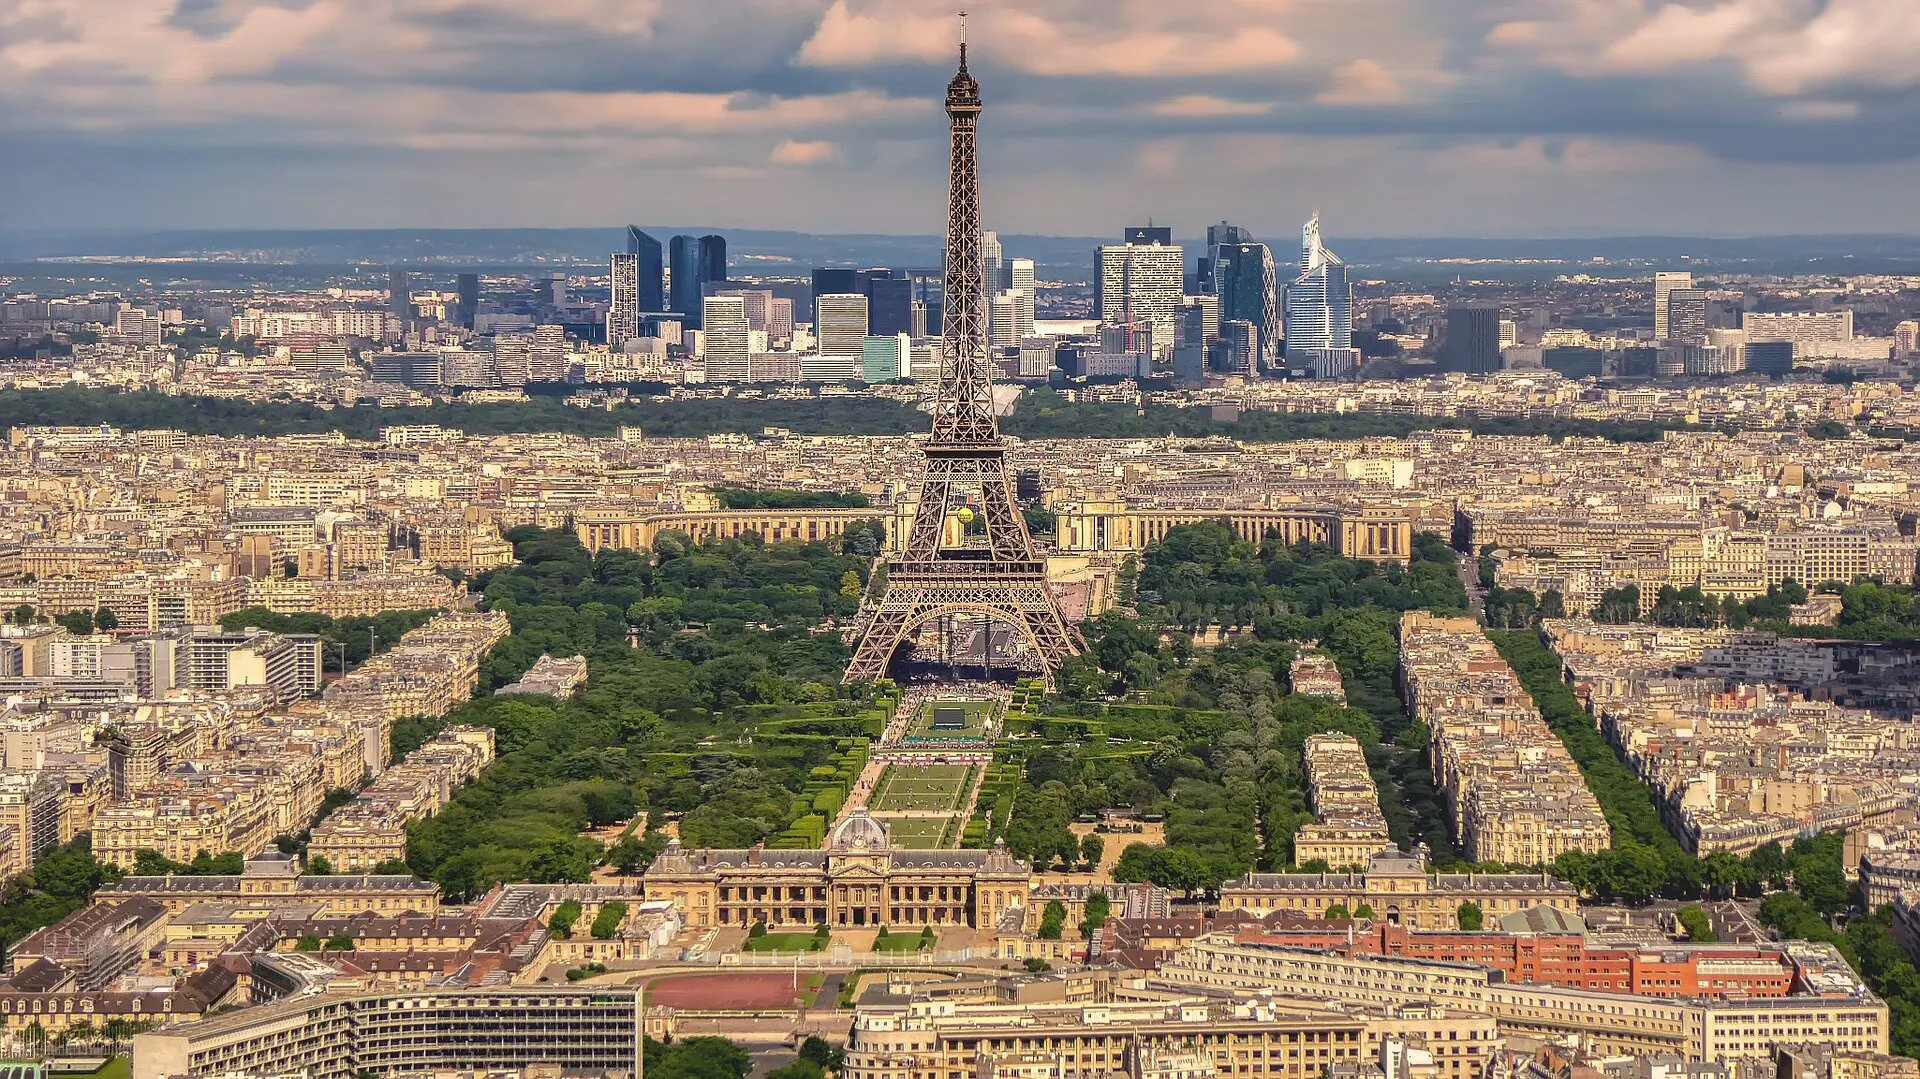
[3, 0, 1919, 237]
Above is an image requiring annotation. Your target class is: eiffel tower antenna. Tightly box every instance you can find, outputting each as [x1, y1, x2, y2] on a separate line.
[842, 35, 1082, 689]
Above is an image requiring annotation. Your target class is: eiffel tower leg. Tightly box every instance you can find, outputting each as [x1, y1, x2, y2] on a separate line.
[845, 591, 917, 686]
[904, 479, 952, 561]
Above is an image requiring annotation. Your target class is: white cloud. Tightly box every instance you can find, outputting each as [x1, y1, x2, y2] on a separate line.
[1490, 0, 1920, 95]
[1151, 95, 1273, 118]
[1315, 59, 1403, 106]
[798, 0, 1299, 77]
[770, 138, 839, 165]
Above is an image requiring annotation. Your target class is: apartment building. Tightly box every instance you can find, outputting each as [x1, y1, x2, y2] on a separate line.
[1158, 936, 1889, 1063]
[1218, 849, 1576, 927]
[1294, 734, 1394, 869]
[1400, 612, 1610, 863]
[843, 987, 1498, 1079]
[308, 726, 495, 872]
[132, 988, 642, 1079]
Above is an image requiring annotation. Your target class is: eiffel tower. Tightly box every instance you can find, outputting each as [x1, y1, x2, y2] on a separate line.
[842, 35, 1081, 688]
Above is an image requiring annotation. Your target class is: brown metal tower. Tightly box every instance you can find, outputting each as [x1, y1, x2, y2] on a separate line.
[842, 38, 1081, 688]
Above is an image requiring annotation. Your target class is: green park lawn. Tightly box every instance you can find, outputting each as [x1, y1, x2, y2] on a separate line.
[873, 932, 936, 953]
[742, 932, 826, 953]
[878, 817, 956, 849]
[870, 764, 974, 813]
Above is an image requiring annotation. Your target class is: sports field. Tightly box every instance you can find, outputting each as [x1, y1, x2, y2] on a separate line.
[870, 763, 975, 813]
[905, 697, 998, 739]
[880, 816, 958, 849]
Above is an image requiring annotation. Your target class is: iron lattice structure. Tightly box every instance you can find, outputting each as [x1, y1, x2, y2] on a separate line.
[843, 44, 1082, 688]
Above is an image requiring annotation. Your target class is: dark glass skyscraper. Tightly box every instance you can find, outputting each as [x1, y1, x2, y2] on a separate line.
[868, 277, 914, 336]
[1212, 241, 1279, 365]
[455, 273, 479, 329]
[1445, 304, 1503, 374]
[1745, 339, 1794, 377]
[626, 226, 665, 312]
[669, 233, 727, 326]
[387, 269, 411, 321]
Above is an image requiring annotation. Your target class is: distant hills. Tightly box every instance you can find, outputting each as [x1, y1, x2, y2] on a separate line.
[3, 227, 1918, 282]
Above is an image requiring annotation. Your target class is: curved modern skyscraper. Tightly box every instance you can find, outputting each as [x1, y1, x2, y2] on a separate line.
[1282, 212, 1352, 355]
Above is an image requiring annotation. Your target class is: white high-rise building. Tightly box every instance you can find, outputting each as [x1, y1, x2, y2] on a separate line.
[1096, 239, 1184, 359]
[700, 295, 751, 383]
[607, 252, 640, 348]
[981, 231, 1004, 289]
[1653, 271, 1694, 339]
[1742, 310, 1854, 348]
[526, 324, 569, 382]
[1004, 257, 1036, 339]
[807, 293, 868, 381]
[1282, 214, 1352, 356]
[114, 307, 162, 346]
[1896, 320, 1920, 358]
[989, 292, 1021, 350]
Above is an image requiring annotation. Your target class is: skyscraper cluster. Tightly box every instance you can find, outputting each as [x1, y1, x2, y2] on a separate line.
[606, 228, 726, 346]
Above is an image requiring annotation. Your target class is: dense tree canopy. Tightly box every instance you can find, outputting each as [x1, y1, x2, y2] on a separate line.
[404, 527, 883, 899]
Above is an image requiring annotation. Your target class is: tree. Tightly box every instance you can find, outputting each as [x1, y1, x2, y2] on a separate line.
[295, 934, 322, 952]
[1595, 585, 1641, 624]
[591, 901, 629, 939]
[798, 1035, 843, 1074]
[306, 855, 335, 875]
[1023, 957, 1052, 973]
[95, 606, 119, 631]
[1676, 904, 1718, 942]
[1324, 903, 1350, 920]
[1083, 891, 1112, 929]
[325, 933, 354, 951]
[1353, 903, 1375, 920]
[1457, 901, 1484, 930]
[9, 604, 34, 625]
[549, 899, 583, 939]
[1038, 900, 1067, 940]
[1079, 833, 1105, 869]
[919, 925, 936, 949]
[1540, 590, 1567, 619]
[1796, 860, 1851, 917]
[57, 609, 94, 636]
[749, 921, 768, 939]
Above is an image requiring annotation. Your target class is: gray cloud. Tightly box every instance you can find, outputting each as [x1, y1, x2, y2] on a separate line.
[2, 0, 1918, 234]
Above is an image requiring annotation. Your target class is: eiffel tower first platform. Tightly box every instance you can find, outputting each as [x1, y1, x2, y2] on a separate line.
[842, 38, 1082, 688]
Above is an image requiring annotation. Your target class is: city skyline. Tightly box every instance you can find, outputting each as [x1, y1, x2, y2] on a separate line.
[4, 1, 1920, 236]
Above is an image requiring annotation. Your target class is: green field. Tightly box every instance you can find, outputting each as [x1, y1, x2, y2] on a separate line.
[874, 931, 936, 952]
[905, 698, 998, 739]
[880, 817, 958, 849]
[742, 931, 827, 952]
[870, 764, 975, 813]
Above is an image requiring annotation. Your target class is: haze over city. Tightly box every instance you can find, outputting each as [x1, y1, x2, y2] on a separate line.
[5, 0, 1920, 235]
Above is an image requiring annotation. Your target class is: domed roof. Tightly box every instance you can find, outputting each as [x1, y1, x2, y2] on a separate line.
[829, 808, 893, 851]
